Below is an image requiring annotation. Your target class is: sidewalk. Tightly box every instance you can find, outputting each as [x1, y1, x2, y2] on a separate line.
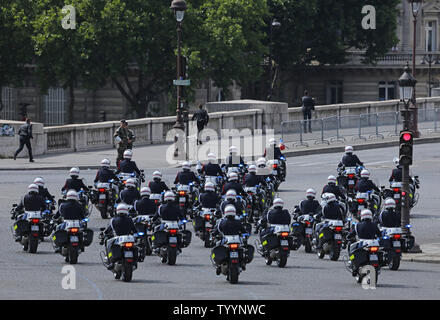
[402, 243, 440, 264]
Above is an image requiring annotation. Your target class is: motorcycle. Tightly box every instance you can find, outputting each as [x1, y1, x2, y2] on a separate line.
[118, 170, 145, 190]
[314, 219, 345, 261]
[256, 224, 293, 267]
[291, 212, 315, 253]
[210, 234, 253, 284]
[133, 215, 155, 259]
[150, 193, 163, 207]
[337, 166, 358, 197]
[42, 200, 56, 238]
[175, 183, 199, 218]
[151, 220, 191, 265]
[12, 209, 43, 253]
[244, 185, 266, 226]
[267, 159, 282, 191]
[379, 227, 404, 270]
[52, 218, 93, 264]
[345, 239, 384, 286]
[193, 207, 217, 248]
[91, 180, 118, 219]
[100, 232, 140, 282]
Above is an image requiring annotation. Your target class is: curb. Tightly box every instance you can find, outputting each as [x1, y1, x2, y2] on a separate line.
[1, 135, 440, 171]
[401, 255, 440, 264]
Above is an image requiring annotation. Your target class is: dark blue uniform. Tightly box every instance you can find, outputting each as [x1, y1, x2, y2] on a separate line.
[94, 168, 118, 183]
[154, 203, 185, 221]
[378, 209, 401, 228]
[222, 181, 246, 196]
[214, 217, 247, 236]
[118, 159, 141, 175]
[120, 188, 141, 205]
[134, 197, 157, 216]
[338, 154, 363, 168]
[62, 178, 89, 192]
[322, 184, 346, 200]
[55, 200, 86, 220]
[16, 193, 46, 213]
[174, 171, 200, 185]
[243, 173, 266, 187]
[200, 192, 220, 209]
[148, 180, 169, 194]
[298, 199, 322, 216]
[202, 163, 223, 176]
[355, 178, 380, 193]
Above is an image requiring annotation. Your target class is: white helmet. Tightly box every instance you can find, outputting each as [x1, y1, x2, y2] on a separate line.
[153, 171, 162, 181]
[324, 193, 337, 203]
[224, 204, 236, 217]
[273, 198, 284, 209]
[28, 184, 39, 194]
[384, 198, 396, 210]
[66, 190, 79, 201]
[100, 158, 111, 168]
[345, 146, 354, 154]
[204, 182, 215, 192]
[182, 161, 191, 171]
[306, 188, 316, 198]
[248, 165, 257, 173]
[208, 153, 216, 161]
[361, 209, 373, 221]
[229, 146, 238, 154]
[257, 157, 266, 168]
[225, 189, 237, 201]
[269, 138, 277, 146]
[33, 177, 45, 187]
[69, 167, 80, 177]
[164, 191, 175, 202]
[140, 187, 151, 197]
[360, 169, 370, 179]
[327, 175, 337, 184]
[393, 157, 399, 166]
[116, 203, 129, 215]
[123, 149, 133, 159]
[228, 172, 238, 181]
[125, 178, 136, 188]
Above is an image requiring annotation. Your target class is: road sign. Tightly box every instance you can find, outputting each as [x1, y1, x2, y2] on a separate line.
[173, 79, 190, 86]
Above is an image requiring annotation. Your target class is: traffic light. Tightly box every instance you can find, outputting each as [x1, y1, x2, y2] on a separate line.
[399, 131, 413, 166]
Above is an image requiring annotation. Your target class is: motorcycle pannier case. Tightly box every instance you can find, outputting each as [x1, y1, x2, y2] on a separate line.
[261, 233, 279, 251]
[181, 230, 192, 248]
[192, 216, 204, 231]
[109, 245, 122, 263]
[14, 220, 30, 236]
[83, 229, 94, 247]
[290, 222, 305, 236]
[211, 246, 229, 265]
[378, 237, 391, 249]
[152, 230, 168, 247]
[52, 229, 69, 246]
[349, 248, 369, 270]
[318, 227, 333, 244]
[243, 244, 255, 263]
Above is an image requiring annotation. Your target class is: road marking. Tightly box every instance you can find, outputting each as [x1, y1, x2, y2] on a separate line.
[78, 274, 103, 300]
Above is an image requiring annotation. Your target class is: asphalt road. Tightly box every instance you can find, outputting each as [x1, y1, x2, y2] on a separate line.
[1, 143, 439, 299]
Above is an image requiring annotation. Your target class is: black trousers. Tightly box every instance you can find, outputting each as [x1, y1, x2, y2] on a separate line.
[196, 121, 205, 144]
[302, 110, 312, 133]
[15, 136, 33, 160]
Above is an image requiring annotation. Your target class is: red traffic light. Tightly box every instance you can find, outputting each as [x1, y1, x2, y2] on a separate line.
[402, 133, 412, 141]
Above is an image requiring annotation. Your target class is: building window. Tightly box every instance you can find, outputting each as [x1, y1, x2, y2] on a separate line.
[327, 81, 343, 104]
[425, 21, 437, 52]
[43, 87, 66, 126]
[378, 81, 396, 101]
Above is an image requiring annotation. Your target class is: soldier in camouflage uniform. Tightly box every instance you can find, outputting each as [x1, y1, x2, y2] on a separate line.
[114, 120, 136, 167]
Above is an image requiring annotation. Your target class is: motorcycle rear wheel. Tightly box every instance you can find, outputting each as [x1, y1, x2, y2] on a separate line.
[68, 245, 78, 264]
[99, 206, 108, 219]
[229, 263, 239, 284]
[277, 251, 288, 268]
[167, 246, 177, 265]
[388, 254, 401, 271]
[122, 262, 133, 282]
[29, 235, 39, 254]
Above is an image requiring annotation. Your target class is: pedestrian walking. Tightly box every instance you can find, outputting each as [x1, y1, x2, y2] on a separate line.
[301, 90, 315, 133]
[14, 118, 34, 162]
[192, 104, 209, 145]
[113, 120, 135, 167]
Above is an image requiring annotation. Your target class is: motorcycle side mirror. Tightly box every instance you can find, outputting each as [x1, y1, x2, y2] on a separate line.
[12, 204, 17, 207]
[414, 176, 419, 179]
[100, 227, 105, 231]
[88, 186, 93, 189]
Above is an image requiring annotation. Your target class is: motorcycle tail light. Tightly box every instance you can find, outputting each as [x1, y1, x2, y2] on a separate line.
[124, 242, 134, 248]
[169, 229, 178, 235]
[392, 234, 401, 240]
[31, 219, 40, 224]
[155, 200, 158, 204]
[393, 188, 400, 192]
[273, 164, 278, 169]
[348, 174, 354, 178]
[229, 243, 239, 250]
[69, 228, 79, 234]
[281, 232, 289, 237]
[369, 246, 379, 253]
[334, 226, 343, 232]
[205, 214, 211, 221]
[99, 188, 106, 193]
[357, 199, 365, 204]
[178, 191, 186, 196]
[305, 221, 311, 226]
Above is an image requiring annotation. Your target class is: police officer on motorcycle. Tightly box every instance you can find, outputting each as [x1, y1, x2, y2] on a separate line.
[264, 138, 284, 160]
[347, 209, 382, 245]
[61, 167, 90, 193]
[13, 184, 46, 221]
[220, 189, 245, 216]
[377, 198, 401, 228]
[338, 146, 363, 170]
[153, 191, 185, 229]
[202, 153, 223, 177]
[259, 198, 291, 238]
[355, 169, 380, 193]
[33, 177, 55, 203]
[134, 187, 157, 216]
[117, 150, 141, 177]
[199, 182, 221, 212]
[53, 190, 86, 224]
[243, 165, 266, 187]
[389, 157, 403, 182]
[148, 171, 169, 194]
[314, 193, 345, 245]
[294, 188, 322, 218]
[174, 162, 200, 186]
[322, 175, 346, 200]
[120, 178, 141, 206]
[222, 172, 246, 197]
[223, 146, 245, 169]
[94, 159, 119, 184]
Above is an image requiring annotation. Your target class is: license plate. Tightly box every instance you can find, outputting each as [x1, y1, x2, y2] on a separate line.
[169, 237, 177, 243]
[99, 194, 106, 199]
[393, 241, 401, 247]
[394, 194, 400, 199]
[70, 236, 79, 242]
[334, 234, 342, 240]
[31, 225, 39, 231]
[369, 254, 378, 261]
[230, 251, 239, 258]
[358, 205, 365, 210]
[280, 240, 289, 246]
[348, 180, 355, 185]
[272, 170, 277, 175]
[179, 197, 186, 202]
[306, 228, 313, 235]
[124, 251, 133, 258]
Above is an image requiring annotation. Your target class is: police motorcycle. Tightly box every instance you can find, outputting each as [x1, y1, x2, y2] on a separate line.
[267, 159, 283, 191]
[90, 179, 120, 219]
[151, 220, 192, 265]
[351, 190, 381, 221]
[62, 188, 92, 218]
[224, 163, 247, 183]
[381, 176, 420, 213]
[150, 192, 164, 207]
[173, 182, 200, 218]
[378, 226, 405, 271]
[337, 165, 364, 198]
[291, 207, 316, 253]
[99, 230, 142, 282]
[11, 206, 45, 253]
[52, 217, 93, 264]
[133, 214, 155, 258]
[118, 170, 145, 191]
[210, 233, 253, 284]
[41, 199, 57, 237]
[244, 184, 267, 225]
[256, 223, 295, 268]
[192, 206, 219, 248]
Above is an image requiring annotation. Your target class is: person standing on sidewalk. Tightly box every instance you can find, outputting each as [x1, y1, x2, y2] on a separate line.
[14, 118, 34, 162]
[301, 90, 315, 133]
[113, 120, 135, 167]
[192, 104, 209, 145]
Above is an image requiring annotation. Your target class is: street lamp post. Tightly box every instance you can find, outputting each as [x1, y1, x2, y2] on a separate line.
[267, 18, 281, 101]
[421, 54, 439, 97]
[171, 0, 187, 158]
[398, 62, 419, 252]
[408, 0, 423, 137]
